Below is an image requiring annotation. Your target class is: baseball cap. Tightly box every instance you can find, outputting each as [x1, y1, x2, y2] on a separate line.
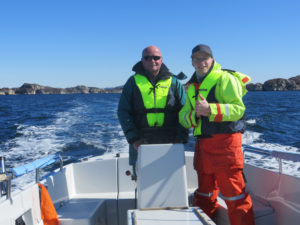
[191, 44, 213, 57]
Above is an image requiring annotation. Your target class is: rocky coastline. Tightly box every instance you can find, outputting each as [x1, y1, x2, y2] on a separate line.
[0, 83, 123, 95]
[1, 75, 299, 95]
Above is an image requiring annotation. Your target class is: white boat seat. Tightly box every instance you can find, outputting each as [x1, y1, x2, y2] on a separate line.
[56, 198, 106, 225]
[136, 144, 189, 209]
[216, 196, 275, 225]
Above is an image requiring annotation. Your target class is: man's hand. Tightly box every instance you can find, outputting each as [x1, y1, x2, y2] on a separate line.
[195, 94, 211, 117]
[133, 139, 142, 151]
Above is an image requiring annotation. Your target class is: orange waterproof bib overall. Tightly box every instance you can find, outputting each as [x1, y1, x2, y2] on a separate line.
[193, 133, 255, 225]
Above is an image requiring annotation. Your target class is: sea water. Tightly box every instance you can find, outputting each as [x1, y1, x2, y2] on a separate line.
[0, 92, 299, 188]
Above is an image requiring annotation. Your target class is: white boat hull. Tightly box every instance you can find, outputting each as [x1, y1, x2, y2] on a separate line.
[1, 145, 300, 225]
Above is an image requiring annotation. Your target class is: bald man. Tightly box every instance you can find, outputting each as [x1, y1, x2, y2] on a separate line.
[118, 46, 188, 172]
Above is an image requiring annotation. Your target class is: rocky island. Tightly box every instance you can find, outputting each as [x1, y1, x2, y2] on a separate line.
[246, 75, 300, 91]
[1, 75, 299, 95]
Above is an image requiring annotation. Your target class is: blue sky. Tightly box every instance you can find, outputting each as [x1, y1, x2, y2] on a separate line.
[1, 0, 299, 88]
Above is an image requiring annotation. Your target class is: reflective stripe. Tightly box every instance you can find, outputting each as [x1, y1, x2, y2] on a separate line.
[189, 112, 197, 128]
[221, 193, 245, 201]
[225, 104, 229, 116]
[184, 112, 190, 127]
[196, 190, 214, 197]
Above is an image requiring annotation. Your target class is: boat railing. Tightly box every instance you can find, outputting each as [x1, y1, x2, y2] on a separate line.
[0, 154, 63, 200]
[2, 146, 300, 199]
[1, 156, 12, 200]
[243, 145, 300, 174]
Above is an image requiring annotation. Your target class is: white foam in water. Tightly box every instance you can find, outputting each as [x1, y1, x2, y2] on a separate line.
[243, 130, 300, 177]
[5, 101, 88, 189]
[245, 119, 256, 125]
[242, 130, 263, 145]
[6, 109, 81, 162]
[83, 122, 128, 156]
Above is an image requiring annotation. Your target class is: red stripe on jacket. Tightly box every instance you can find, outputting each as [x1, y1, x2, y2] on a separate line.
[214, 103, 223, 122]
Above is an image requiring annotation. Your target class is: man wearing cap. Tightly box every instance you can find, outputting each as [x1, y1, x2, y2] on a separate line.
[118, 45, 188, 174]
[179, 44, 255, 225]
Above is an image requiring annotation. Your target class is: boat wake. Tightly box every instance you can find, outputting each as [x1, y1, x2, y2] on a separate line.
[244, 120, 300, 177]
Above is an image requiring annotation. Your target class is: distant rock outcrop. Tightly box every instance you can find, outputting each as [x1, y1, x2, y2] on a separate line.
[246, 75, 300, 91]
[13, 83, 66, 95]
[289, 75, 300, 90]
[0, 88, 15, 95]
[263, 78, 297, 91]
[245, 83, 263, 91]
[65, 85, 90, 94]
[103, 85, 123, 94]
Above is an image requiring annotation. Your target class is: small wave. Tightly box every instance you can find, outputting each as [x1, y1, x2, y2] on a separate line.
[79, 124, 128, 155]
[246, 119, 256, 125]
[242, 130, 263, 145]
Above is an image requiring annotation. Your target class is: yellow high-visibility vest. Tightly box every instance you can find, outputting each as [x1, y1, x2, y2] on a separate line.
[134, 74, 172, 127]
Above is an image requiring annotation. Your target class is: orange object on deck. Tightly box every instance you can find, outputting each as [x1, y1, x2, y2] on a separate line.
[38, 183, 60, 225]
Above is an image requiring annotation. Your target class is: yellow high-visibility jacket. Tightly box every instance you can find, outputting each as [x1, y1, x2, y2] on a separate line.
[179, 62, 251, 137]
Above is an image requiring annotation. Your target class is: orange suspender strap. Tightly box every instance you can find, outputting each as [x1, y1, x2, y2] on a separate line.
[38, 183, 60, 225]
[193, 83, 201, 100]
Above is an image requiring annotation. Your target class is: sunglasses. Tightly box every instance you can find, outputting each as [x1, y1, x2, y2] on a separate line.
[143, 55, 161, 61]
